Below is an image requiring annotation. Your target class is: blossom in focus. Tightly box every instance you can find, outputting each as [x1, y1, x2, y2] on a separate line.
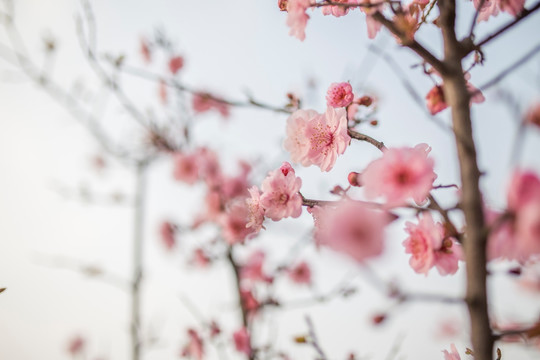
[286, 0, 312, 41]
[284, 107, 351, 172]
[159, 221, 176, 250]
[403, 213, 462, 275]
[259, 162, 303, 221]
[314, 201, 389, 262]
[168, 55, 184, 74]
[442, 343, 461, 360]
[525, 102, 540, 127]
[233, 327, 251, 356]
[361, 144, 437, 207]
[172, 152, 199, 185]
[288, 261, 312, 285]
[326, 82, 354, 108]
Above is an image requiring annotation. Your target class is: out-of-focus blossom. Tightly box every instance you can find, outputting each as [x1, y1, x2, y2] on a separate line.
[233, 327, 251, 357]
[442, 343, 461, 360]
[172, 152, 199, 185]
[159, 221, 176, 250]
[168, 55, 184, 74]
[181, 329, 204, 360]
[288, 261, 312, 285]
[361, 144, 437, 207]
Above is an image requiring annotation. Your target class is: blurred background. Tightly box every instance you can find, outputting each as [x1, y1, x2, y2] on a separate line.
[1, 0, 540, 359]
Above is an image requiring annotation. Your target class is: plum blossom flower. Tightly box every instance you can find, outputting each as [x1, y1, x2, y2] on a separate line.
[219, 201, 254, 245]
[284, 107, 351, 172]
[286, 0, 313, 41]
[159, 221, 176, 250]
[168, 55, 184, 74]
[181, 329, 204, 360]
[259, 162, 303, 221]
[233, 327, 251, 356]
[314, 201, 390, 262]
[240, 288, 259, 314]
[361, 0, 383, 39]
[246, 186, 265, 233]
[326, 82, 354, 108]
[322, 0, 358, 17]
[442, 343, 461, 360]
[361, 144, 437, 207]
[288, 261, 312, 285]
[67, 335, 85, 356]
[173, 152, 199, 184]
[426, 85, 447, 115]
[241, 250, 273, 284]
[192, 92, 230, 118]
[403, 213, 463, 275]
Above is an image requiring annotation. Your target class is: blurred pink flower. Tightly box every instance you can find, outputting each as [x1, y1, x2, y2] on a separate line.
[191, 248, 211, 268]
[326, 82, 354, 108]
[159, 221, 176, 250]
[260, 162, 303, 221]
[241, 250, 273, 284]
[288, 261, 312, 285]
[233, 327, 251, 357]
[426, 85, 447, 115]
[403, 213, 462, 275]
[219, 201, 254, 245]
[315, 201, 389, 262]
[192, 92, 230, 118]
[321, 0, 358, 17]
[442, 343, 461, 360]
[168, 55, 184, 74]
[159, 79, 168, 104]
[246, 186, 265, 233]
[139, 37, 151, 63]
[181, 329, 204, 360]
[240, 288, 260, 314]
[507, 170, 540, 210]
[361, 144, 437, 207]
[67, 335, 85, 356]
[173, 152, 199, 184]
[286, 0, 312, 41]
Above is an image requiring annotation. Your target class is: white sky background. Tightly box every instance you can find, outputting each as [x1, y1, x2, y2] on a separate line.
[1, 0, 540, 359]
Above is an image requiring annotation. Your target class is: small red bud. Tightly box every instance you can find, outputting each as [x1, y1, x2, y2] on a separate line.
[372, 313, 387, 325]
[278, 0, 289, 11]
[358, 95, 373, 106]
[370, 120, 378, 126]
[348, 172, 361, 187]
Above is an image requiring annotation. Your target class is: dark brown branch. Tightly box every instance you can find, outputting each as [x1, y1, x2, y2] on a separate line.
[348, 128, 386, 151]
[304, 316, 328, 360]
[371, 12, 447, 74]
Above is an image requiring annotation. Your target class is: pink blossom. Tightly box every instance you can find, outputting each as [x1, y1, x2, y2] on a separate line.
[326, 82, 354, 108]
[67, 335, 85, 356]
[426, 85, 448, 115]
[240, 288, 259, 314]
[221, 174, 249, 202]
[499, 0, 525, 16]
[314, 201, 389, 262]
[442, 343, 461, 360]
[485, 207, 515, 261]
[173, 152, 199, 184]
[195, 147, 222, 186]
[288, 261, 312, 285]
[159, 221, 176, 250]
[181, 329, 204, 360]
[192, 92, 230, 118]
[259, 162, 303, 221]
[403, 213, 462, 275]
[361, 1, 384, 39]
[286, 0, 312, 41]
[246, 186, 265, 233]
[284, 107, 351, 172]
[322, 0, 358, 17]
[241, 250, 273, 284]
[361, 144, 437, 207]
[158, 79, 168, 104]
[473, 0, 524, 22]
[168, 55, 184, 74]
[191, 248, 211, 268]
[140, 37, 151, 64]
[514, 201, 540, 256]
[507, 170, 540, 210]
[233, 327, 251, 357]
[525, 102, 540, 127]
[219, 201, 254, 244]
